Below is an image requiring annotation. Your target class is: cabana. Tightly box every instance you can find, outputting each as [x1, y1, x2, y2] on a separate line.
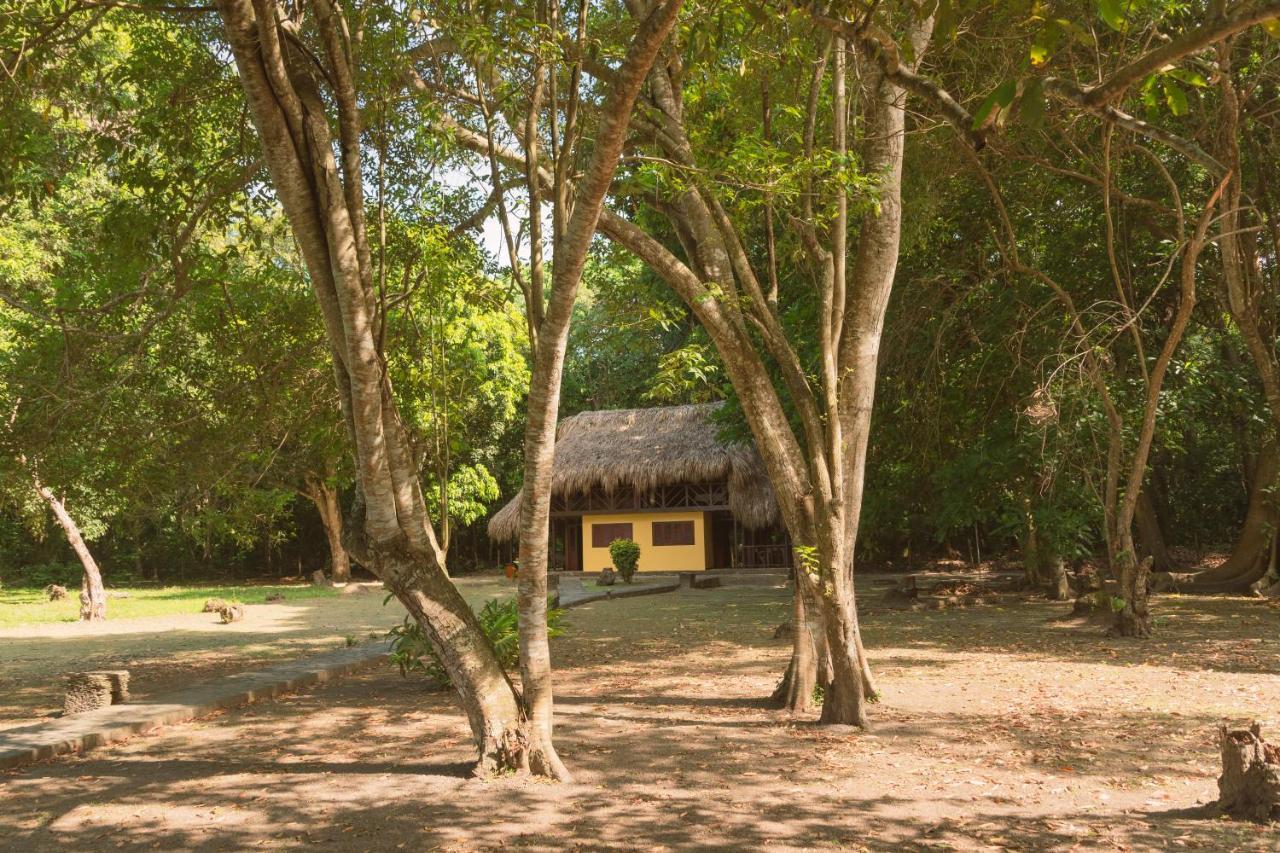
[488, 403, 791, 572]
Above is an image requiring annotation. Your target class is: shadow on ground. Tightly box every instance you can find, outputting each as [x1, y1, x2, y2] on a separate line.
[1, 586, 1276, 851]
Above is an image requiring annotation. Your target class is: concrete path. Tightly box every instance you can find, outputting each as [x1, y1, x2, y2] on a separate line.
[557, 577, 680, 608]
[0, 642, 388, 772]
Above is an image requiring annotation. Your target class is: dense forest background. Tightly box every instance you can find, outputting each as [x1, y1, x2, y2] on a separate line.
[1, 0, 1275, 591]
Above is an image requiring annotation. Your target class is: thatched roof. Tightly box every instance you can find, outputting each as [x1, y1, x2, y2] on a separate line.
[487, 403, 779, 541]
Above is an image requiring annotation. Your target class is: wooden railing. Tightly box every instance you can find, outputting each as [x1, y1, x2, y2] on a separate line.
[738, 544, 793, 568]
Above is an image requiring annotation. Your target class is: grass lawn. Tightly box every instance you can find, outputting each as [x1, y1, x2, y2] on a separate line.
[0, 577, 509, 731]
[0, 583, 341, 627]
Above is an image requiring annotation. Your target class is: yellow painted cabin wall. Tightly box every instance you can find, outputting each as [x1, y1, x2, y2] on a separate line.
[582, 511, 708, 572]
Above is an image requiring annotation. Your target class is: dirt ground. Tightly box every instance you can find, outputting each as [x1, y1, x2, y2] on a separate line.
[2, 585, 1279, 851]
[0, 578, 505, 731]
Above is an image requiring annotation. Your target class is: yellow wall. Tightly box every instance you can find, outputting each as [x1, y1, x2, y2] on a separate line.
[583, 511, 707, 573]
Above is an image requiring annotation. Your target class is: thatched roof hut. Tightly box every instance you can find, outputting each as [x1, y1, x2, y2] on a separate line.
[487, 402, 778, 541]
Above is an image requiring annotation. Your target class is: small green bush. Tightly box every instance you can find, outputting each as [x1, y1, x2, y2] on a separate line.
[387, 597, 565, 687]
[608, 538, 640, 583]
[13, 561, 82, 589]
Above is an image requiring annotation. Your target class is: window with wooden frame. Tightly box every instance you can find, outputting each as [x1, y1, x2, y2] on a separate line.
[591, 522, 633, 548]
[652, 520, 695, 546]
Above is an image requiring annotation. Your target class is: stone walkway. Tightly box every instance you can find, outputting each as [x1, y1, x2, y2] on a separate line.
[556, 576, 681, 608]
[0, 643, 388, 772]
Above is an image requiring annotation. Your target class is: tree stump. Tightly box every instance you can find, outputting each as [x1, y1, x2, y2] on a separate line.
[99, 669, 130, 703]
[63, 673, 113, 715]
[1217, 723, 1280, 822]
[218, 604, 245, 623]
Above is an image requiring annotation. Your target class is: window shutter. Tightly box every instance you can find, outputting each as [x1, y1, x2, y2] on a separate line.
[591, 522, 633, 548]
[652, 520, 695, 546]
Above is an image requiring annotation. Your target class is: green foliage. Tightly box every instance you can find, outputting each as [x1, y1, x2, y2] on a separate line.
[387, 598, 565, 686]
[4, 560, 84, 589]
[608, 538, 641, 583]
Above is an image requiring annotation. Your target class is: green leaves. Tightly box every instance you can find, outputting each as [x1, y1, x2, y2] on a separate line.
[972, 78, 1046, 131]
[1139, 68, 1204, 119]
[972, 79, 1017, 130]
[1163, 80, 1188, 116]
[1098, 0, 1127, 32]
[1019, 78, 1046, 129]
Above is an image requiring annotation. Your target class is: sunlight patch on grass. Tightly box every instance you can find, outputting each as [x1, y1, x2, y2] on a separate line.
[0, 584, 341, 627]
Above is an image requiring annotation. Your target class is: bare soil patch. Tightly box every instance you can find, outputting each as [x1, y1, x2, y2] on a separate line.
[2, 587, 1278, 850]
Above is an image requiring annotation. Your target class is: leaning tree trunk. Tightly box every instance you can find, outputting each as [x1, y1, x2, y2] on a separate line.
[305, 474, 351, 583]
[216, 0, 533, 774]
[1193, 441, 1280, 592]
[34, 478, 105, 622]
[1195, 50, 1280, 595]
[1107, 173, 1226, 635]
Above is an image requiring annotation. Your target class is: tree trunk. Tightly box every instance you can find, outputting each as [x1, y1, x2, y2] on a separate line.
[510, 0, 684, 782]
[1193, 444, 1280, 593]
[1195, 47, 1280, 595]
[1111, 545, 1153, 638]
[1023, 513, 1043, 587]
[1135, 489, 1176, 573]
[33, 479, 105, 622]
[1049, 556, 1072, 601]
[305, 475, 351, 583]
[771, 572, 820, 712]
[374, 537, 530, 771]
[217, 0, 529, 774]
[817, 573, 869, 727]
[1105, 172, 1226, 633]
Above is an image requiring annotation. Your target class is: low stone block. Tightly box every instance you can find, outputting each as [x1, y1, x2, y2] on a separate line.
[64, 673, 113, 715]
[102, 670, 130, 703]
[690, 575, 722, 590]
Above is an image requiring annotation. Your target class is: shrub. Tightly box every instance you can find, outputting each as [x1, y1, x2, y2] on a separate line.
[387, 597, 565, 687]
[608, 538, 640, 583]
[15, 561, 82, 589]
